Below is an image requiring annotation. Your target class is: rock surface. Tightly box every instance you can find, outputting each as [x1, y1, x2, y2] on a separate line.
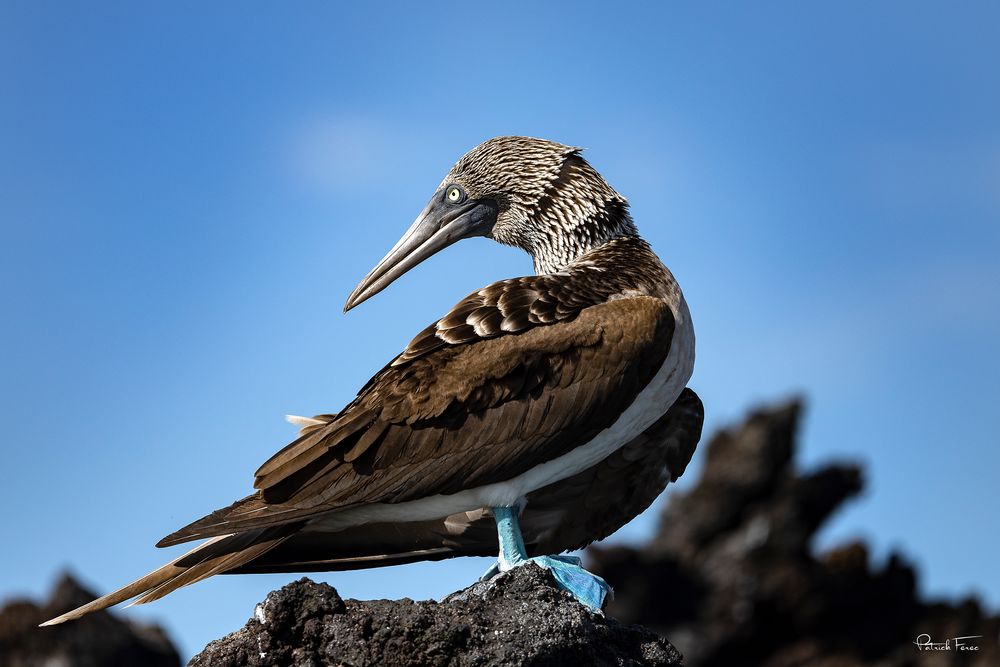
[190, 564, 682, 667]
[587, 398, 1000, 667]
[0, 573, 181, 667]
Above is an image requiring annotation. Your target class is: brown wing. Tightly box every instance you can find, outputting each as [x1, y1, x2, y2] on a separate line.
[159, 295, 675, 547]
[226, 388, 703, 574]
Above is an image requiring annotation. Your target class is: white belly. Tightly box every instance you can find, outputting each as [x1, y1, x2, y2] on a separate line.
[307, 295, 695, 533]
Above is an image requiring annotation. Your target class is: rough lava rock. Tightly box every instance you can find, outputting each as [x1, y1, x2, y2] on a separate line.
[587, 398, 1000, 667]
[0, 573, 181, 667]
[190, 564, 682, 667]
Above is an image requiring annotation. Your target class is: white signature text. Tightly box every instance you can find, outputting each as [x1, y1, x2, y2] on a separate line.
[913, 634, 981, 651]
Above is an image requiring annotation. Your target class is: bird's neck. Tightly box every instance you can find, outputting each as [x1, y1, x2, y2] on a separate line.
[523, 157, 640, 274]
[529, 201, 639, 274]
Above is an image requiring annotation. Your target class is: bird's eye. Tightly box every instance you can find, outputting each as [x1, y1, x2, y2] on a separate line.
[446, 186, 464, 203]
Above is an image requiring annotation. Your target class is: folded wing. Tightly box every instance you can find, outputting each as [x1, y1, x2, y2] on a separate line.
[160, 294, 675, 546]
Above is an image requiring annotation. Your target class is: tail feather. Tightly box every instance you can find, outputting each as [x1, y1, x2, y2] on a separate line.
[285, 414, 337, 435]
[41, 527, 295, 626]
[133, 529, 291, 606]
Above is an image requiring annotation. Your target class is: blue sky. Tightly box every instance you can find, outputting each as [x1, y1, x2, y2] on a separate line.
[2, 1, 998, 659]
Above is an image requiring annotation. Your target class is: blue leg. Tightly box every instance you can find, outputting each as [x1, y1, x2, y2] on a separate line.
[483, 506, 613, 612]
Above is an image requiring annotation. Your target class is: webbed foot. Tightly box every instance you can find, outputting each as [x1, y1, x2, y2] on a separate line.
[480, 553, 612, 612]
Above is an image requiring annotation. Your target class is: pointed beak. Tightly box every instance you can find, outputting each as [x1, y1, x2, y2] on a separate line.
[344, 192, 498, 312]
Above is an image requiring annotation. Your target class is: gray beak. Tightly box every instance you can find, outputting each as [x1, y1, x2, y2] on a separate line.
[344, 191, 498, 312]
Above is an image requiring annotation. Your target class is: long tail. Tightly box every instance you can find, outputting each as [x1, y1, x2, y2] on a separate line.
[41, 526, 295, 626]
[39, 516, 495, 626]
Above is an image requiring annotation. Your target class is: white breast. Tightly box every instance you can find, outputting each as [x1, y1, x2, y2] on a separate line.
[307, 295, 696, 533]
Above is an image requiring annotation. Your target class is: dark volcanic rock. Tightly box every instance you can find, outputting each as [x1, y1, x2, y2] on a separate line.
[0, 573, 181, 667]
[587, 398, 1000, 667]
[190, 564, 682, 667]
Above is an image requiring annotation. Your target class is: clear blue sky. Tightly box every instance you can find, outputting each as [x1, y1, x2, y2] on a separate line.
[2, 1, 998, 660]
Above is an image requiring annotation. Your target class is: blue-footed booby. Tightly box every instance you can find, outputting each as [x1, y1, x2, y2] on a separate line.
[44, 136, 701, 625]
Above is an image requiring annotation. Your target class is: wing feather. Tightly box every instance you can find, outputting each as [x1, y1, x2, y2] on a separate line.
[159, 296, 674, 547]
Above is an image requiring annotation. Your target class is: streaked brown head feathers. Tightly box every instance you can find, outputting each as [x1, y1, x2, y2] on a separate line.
[446, 136, 639, 274]
[345, 136, 639, 310]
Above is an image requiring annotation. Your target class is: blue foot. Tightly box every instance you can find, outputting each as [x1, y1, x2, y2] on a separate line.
[528, 554, 613, 612]
[484, 507, 613, 612]
[480, 554, 612, 612]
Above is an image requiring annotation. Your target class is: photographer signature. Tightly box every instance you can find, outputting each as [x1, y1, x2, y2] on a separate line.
[913, 634, 981, 651]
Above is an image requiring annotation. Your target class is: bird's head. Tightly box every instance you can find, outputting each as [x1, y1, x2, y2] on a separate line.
[344, 136, 637, 311]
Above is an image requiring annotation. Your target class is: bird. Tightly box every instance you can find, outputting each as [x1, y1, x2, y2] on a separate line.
[44, 136, 701, 625]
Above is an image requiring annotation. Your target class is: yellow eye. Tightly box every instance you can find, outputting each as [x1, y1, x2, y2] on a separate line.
[446, 186, 463, 203]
